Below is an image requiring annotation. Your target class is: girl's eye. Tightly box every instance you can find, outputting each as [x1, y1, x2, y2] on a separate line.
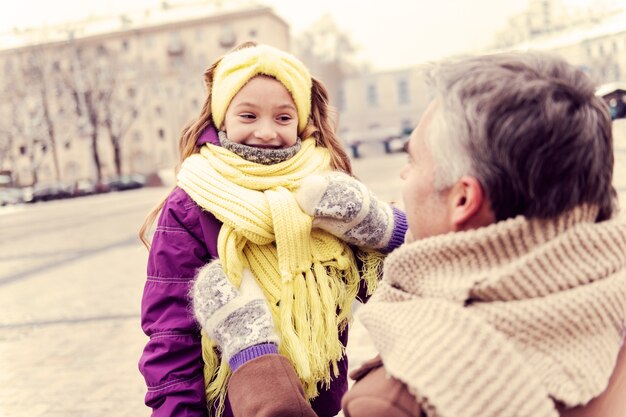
[277, 115, 294, 123]
[239, 113, 256, 120]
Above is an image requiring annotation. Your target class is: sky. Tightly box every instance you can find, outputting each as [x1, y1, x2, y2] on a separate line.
[0, 0, 619, 70]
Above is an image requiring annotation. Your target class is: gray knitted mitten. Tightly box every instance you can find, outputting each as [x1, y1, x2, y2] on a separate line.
[191, 261, 279, 363]
[295, 172, 396, 250]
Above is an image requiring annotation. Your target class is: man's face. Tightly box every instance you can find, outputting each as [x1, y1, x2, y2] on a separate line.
[400, 101, 454, 241]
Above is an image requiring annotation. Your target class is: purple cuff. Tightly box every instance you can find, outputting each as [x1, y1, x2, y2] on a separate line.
[196, 125, 220, 146]
[382, 207, 407, 253]
[229, 343, 279, 371]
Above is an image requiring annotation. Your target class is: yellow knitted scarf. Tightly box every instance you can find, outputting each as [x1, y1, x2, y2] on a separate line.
[177, 138, 381, 413]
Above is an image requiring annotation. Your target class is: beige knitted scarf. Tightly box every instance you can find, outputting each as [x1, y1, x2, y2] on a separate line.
[359, 205, 626, 417]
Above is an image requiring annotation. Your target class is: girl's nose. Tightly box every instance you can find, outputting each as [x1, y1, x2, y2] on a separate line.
[254, 122, 277, 141]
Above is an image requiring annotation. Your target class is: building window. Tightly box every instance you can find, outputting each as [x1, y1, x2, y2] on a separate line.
[249, 29, 257, 38]
[158, 128, 165, 140]
[367, 83, 378, 107]
[127, 87, 137, 98]
[122, 40, 129, 51]
[167, 31, 184, 56]
[19, 145, 27, 155]
[219, 24, 237, 48]
[397, 79, 409, 105]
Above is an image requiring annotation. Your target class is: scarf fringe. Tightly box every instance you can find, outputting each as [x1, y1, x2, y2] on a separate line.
[201, 251, 382, 406]
[201, 338, 230, 417]
[201, 249, 385, 408]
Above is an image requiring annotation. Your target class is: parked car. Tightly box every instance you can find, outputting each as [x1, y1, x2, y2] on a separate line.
[342, 126, 407, 158]
[596, 82, 626, 120]
[72, 179, 99, 197]
[27, 183, 74, 203]
[105, 174, 146, 191]
[0, 187, 25, 206]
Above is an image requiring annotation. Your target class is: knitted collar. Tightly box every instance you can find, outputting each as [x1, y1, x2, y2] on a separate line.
[383, 205, 607, 301]
[360, 206, 626, 417]
[177, 139, 383, 412]
[218, 130, 302, 165]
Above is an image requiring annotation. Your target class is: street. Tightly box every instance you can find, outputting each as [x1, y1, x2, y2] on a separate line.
[0, 187, 169, 417]
[0, 129, 625, 417]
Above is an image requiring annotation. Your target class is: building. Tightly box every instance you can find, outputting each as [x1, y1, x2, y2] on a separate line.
[499, 9, 626, 86]
[493, 0, 618, 48]
[492, 0, 626, 86]
[337, 66, 430, 156]
[0, 3, 290, 187]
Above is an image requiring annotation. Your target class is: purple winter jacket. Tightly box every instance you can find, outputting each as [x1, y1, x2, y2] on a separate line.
[138, 128, 358, 417]
[139, 186, 353, 417]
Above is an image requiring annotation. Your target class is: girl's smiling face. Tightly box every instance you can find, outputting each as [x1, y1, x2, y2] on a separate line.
[222, 75, 299, 149]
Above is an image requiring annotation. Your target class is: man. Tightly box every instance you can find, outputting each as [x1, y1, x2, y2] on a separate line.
[193, 51, 626, 417]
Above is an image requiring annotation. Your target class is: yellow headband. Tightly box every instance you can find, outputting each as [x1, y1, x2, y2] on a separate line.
[211, 44, 312, 133]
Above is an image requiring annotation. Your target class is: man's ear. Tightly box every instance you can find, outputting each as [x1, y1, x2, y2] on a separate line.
[448, 176, 494, 231]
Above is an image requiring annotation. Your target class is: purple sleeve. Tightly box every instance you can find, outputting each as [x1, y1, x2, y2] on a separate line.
[138, 188, 221, 417]
[228, 343, 279, 371]
[382, 206, 407, 253]
[356, 207, 406, 303]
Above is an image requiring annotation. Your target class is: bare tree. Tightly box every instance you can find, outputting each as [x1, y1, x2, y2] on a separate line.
[295, 14, 363, 105]
[0, 82, 16, 172]
[61, 39, 109, 183]
[13, 46, 63, 184]
[98, 46, 139, 176]
[1, 50, 60, 185]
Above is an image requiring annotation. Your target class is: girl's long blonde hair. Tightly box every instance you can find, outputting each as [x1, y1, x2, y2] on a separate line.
[139, 41, 353, 248]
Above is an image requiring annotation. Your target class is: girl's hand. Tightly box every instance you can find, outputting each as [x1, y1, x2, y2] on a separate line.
[295, 172, 406, 251]
[192, 261, 279, 364]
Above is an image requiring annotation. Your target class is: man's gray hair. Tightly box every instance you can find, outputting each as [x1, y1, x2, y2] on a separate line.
[423, 51, 616, 222]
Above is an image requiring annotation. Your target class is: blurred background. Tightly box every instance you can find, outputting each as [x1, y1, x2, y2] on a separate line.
[1, 0, 625, 416]
[1, 0, 626, 190]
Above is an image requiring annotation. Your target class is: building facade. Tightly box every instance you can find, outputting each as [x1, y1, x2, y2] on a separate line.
[0, 4, 290, 186]
[493, 1, 626, 86]
[337, 66, 431, 154]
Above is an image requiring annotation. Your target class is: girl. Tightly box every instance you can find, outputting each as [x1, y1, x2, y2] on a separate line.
[138, 42, 407, 417]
